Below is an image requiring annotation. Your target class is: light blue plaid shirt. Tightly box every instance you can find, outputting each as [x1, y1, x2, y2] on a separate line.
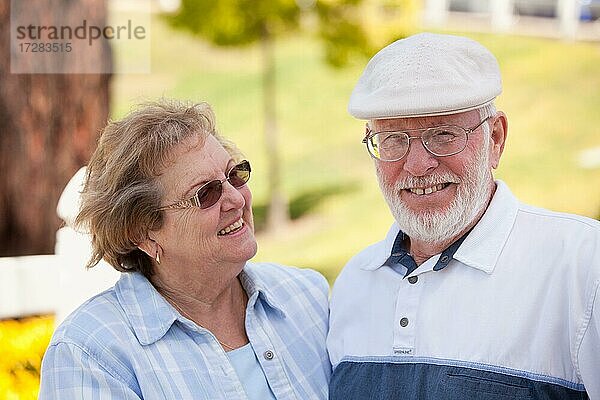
[39, 262, 331, 399]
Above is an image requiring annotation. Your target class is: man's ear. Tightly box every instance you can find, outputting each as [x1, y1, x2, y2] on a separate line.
[489, 111, 508, 169]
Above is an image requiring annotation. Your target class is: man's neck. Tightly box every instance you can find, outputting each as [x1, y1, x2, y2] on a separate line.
[409, 235, 464, 266]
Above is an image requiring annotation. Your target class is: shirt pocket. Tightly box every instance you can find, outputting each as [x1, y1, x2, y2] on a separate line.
[439, 367, 532, 400]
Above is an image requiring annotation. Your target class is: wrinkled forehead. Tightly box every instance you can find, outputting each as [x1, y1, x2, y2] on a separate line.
[371, 109, 481, 131]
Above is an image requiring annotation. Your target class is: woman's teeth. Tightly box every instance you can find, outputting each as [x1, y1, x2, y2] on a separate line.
[218, 218, 244, 236]
[408, 183, 449, 195]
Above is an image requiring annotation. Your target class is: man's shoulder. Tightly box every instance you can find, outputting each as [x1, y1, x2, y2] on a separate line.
[343, 224, 398, 271]
[515, 202, 600, 236]
[503, 200, 600, 290]
[494, 181, 600, 244]
[347, 240, 389, 268]
[330, 233, 392, 297]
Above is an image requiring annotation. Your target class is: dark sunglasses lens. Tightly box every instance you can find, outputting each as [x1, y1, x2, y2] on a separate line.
[197, 180, 222, 209]
[229, 161, 251, 187]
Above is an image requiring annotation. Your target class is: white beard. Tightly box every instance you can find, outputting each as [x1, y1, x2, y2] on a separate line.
[377, 144, 493, 244]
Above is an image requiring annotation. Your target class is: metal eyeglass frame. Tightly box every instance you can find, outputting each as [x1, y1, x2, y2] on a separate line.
[362, 116, 492, 162]
[156, 160, 251, 211]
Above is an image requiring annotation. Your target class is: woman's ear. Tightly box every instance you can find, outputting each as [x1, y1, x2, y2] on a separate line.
[137, 236, 161, 263]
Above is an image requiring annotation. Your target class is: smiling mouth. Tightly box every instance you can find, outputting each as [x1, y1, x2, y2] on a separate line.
[218, 218, 244, 236]
[406, 182, 452, 196]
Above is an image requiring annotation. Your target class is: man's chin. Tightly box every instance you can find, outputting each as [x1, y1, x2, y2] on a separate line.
[400, 205, 452, 219]
[393, 202, 454, 224]
[393, 207, 466, 243]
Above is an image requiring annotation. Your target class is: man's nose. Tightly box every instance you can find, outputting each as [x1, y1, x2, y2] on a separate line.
[402, 138, 439, 177]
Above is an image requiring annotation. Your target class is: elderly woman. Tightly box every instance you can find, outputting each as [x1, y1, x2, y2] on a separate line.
[39, 99, 331, 399]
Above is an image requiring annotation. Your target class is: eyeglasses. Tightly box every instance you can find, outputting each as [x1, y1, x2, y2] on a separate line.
[362, 117, 491, 162]
[157, 160, 251, 211]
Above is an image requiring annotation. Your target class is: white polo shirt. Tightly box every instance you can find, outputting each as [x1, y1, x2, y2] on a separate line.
[328, 180, 600, 399]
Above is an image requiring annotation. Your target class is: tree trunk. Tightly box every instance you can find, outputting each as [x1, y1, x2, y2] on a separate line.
[0, 0, 110, 256]
[261, 31, 289, 233]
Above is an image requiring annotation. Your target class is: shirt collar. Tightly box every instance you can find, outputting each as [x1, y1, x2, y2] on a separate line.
[453, 180, 519, 274]
[239, 264, 287, 319]
[360, 180, 518, 275]
[360, 223, 401, 271]
[115, 272, 178, 346]
[376, 225, 471, 277]
[115, 263, 288, 346]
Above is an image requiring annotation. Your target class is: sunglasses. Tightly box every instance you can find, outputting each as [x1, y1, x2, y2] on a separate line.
[157, 160, 251, 211]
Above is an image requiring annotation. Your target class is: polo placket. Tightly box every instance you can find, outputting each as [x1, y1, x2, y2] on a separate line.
[392, 272, 424, 355]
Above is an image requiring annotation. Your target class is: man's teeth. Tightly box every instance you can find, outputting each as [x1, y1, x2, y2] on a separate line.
[409, 183, 447, 195]
[218, 218, 244, 236]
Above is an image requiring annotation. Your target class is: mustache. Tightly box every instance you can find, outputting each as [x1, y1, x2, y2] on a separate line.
[395, 174, 461, 189]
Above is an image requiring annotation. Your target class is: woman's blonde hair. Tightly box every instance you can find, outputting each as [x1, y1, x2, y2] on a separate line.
[76, 99, 241, 278]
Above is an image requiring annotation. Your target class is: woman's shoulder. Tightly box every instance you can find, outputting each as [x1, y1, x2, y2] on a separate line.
[243, 262, 329, 329]
[41, 287, 141, 393]
[244, 261, 329, 294]
[49, 287, 129, 347]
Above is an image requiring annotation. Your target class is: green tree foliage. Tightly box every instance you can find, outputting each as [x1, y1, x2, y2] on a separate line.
[315, 0, 372, 67]
[168, 0, 302, 45]
[316, 0, 418, 67]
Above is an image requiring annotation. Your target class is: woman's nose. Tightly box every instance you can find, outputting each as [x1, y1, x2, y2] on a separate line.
[220, 181, 246, 210]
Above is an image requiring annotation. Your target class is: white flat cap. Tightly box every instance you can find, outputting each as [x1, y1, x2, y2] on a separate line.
[348, 32, 502, 119]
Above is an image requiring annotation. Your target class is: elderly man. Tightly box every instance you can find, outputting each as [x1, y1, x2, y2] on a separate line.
[327, 33, 600, 399]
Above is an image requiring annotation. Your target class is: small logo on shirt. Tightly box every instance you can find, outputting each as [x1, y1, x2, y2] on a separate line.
[393, 347, 413, 355]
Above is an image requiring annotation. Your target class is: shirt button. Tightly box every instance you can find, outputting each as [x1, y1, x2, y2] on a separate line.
[399, 317, 409, 327]
[263, 350, 274, 360]
[408, 276, 418, 284]
[440, 255, 450, 263]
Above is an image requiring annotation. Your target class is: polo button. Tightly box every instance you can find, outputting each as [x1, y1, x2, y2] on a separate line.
[440, 255, 450, 263]
[263, 350, 274, 360]
[399, 317, 409, 327]
[392, 252, 402, 256]
[408, 276, 418, 284]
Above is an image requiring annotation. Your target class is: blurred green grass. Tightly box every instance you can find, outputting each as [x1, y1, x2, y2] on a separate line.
[112, 18, 600, 284]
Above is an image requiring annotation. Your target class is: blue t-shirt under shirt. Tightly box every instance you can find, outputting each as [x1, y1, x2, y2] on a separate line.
[227, 343, 277, 400]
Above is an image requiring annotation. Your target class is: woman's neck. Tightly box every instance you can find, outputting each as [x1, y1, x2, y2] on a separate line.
[153, 274, 250, 350]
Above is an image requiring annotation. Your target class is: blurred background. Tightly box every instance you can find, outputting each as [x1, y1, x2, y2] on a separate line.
[1, 0, 599, 397]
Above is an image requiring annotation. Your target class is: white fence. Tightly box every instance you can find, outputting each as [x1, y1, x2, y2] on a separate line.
[0, 233, 120, 325]
[0, 255, 59, 319]
[0, 168, 120, 326]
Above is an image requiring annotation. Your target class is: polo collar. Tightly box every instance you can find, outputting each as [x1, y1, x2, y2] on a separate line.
[116, 263, 287, 346]
[360, 224, 401, 271]
[360, 180, 519, 275]
[453, 180, 519, 274]
[379, 226, 470, 277]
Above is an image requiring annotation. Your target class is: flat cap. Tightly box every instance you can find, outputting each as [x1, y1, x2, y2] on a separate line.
[348, 32, 502, 119]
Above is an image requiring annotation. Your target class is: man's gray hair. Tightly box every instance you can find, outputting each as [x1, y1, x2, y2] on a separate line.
[478, 102, 497, 137]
